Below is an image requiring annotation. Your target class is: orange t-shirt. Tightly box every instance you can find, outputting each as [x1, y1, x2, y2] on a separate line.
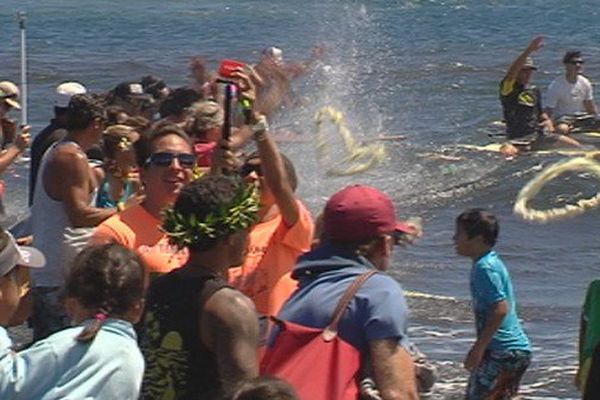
[91, 204, 188, 277]
[229, 200, 314, 316]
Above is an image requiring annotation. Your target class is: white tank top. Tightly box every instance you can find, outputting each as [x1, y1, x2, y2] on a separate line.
[31, 141, 97, 287]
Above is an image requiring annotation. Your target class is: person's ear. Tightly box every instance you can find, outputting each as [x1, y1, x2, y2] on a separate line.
[472, 234, 486, 247]
[368, 236, 393, 271]
[93, 117, 102, 129]
[381, 235, 394, 258]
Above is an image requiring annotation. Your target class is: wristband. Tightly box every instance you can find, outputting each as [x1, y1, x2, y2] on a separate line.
[252, 116, 269, 134]
[252, 116, 269, 142]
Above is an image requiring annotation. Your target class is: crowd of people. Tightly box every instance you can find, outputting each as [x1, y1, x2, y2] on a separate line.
[0, 41, 596, 400]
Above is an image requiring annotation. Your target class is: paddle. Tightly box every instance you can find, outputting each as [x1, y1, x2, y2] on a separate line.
[17, 11, 28, 127]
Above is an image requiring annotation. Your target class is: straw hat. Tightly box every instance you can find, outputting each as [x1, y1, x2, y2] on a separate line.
[0, 81, 21, 110]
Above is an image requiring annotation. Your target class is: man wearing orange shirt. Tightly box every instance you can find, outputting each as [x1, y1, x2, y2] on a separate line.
[226, 116, 314, 317]
[91, 125, 194, 277]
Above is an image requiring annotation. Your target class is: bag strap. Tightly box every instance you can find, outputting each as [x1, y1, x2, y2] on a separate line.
[322, 270, 377, 341]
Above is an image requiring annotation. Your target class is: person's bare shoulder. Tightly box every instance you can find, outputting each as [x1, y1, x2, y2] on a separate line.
[204, 287, 257, 331]
[48, 144, 88, 172]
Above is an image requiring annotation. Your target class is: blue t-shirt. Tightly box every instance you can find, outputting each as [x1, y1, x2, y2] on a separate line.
[470, 250, 531, 352]
[277, 243, 410, 353]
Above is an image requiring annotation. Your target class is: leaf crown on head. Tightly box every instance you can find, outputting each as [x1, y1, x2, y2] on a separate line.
[161, 183, 260, 250]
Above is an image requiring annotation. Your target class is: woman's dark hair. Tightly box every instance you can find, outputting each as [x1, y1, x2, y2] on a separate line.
[158, 86, 201, 119]
[122, 115, 151, 132]
[456, 208, 499, 246]
[66, 94, 106, 132]
[134, 122, 193, 168]
[65, 243, 145, 342]
[106, 105, 129, 126]
[563, 50, 583, 64]
[230, 377, 299, 400]
[141, 75, 167, 100]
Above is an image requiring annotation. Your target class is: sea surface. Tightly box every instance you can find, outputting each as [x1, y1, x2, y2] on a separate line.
[1, 1, 599, 398]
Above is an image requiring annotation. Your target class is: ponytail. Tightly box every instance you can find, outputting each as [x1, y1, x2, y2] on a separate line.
[76, 310, 109, 343]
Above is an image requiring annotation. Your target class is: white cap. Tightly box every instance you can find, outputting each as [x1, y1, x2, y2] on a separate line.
[0, 232, 45, 276]
[55, 81, 87, 108]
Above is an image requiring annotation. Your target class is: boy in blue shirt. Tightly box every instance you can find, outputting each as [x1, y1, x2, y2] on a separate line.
[454, 209, 531, 399]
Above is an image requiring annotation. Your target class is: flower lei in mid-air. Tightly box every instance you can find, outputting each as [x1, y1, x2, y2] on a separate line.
[514, 156, 600, 223]
[315, 106, 386, 176]
[161, 183, 260, 250]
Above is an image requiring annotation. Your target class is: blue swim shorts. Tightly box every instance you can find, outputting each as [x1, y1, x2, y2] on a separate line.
[465, 349, 531, 400]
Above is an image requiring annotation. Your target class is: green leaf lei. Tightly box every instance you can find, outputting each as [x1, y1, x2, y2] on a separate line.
[161, 184, 260, 250]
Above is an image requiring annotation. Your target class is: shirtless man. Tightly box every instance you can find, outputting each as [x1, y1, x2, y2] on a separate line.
[253, 46, 324, 118]
[30, 94, 116, 340]
[189, 56, 218, 100]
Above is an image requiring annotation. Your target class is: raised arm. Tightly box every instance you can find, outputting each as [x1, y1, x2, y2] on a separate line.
[251, 117, 299, 227]
[503, 36, 544, 84]
[233, 68, 299, 227]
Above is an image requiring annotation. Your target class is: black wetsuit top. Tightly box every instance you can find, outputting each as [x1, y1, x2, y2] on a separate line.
[500, 79, 542, 139]
[141, 266, 230, 400]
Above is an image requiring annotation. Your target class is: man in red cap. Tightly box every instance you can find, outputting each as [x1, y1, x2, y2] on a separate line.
[274, 184, 419, 400]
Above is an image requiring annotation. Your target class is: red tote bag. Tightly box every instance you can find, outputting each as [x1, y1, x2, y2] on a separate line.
[261, 271, 377, 400]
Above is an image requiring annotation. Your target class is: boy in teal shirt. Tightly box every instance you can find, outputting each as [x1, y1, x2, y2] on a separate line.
[454, 209, 531, 400]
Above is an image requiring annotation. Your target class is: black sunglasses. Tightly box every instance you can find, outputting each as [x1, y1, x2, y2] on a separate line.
[145, 152, 196, 168]
[239, 162, 262, 177]
[569, 60, 585, 65]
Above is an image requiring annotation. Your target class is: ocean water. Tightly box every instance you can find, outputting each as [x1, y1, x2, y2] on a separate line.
[1, 1, 599, 398]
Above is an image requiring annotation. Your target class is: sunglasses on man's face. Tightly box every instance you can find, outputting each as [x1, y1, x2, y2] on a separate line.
[569, 60, 585, 65]
[239, 162, 262, 177]
[145, 152, 196, 168]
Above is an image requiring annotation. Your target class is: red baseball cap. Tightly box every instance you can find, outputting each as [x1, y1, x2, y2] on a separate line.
[323, 185, 414, 242]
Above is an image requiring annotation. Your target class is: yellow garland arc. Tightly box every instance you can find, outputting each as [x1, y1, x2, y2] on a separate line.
[315, 106, 386, 176]
[514, 157, 600, 223]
